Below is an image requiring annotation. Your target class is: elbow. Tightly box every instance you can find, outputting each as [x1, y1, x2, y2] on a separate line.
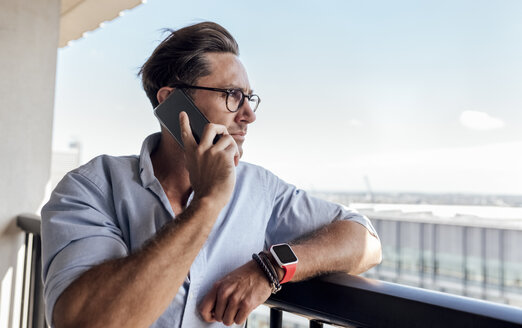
[363, 246, 382, 274]
[350, 232, 382, 275]
[367, 234, 383, 269]
[373, 238, 383, 267]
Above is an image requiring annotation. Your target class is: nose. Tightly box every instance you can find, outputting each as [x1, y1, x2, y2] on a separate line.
[235, 99, 256, 124]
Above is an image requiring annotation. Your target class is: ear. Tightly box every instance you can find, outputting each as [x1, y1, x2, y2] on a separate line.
[156, 87, 174, 105]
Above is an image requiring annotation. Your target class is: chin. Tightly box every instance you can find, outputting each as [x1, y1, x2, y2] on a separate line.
[234, 140, 244, 158]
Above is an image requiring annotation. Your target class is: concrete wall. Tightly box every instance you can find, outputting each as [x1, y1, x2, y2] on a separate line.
[0, 0, 60, 326]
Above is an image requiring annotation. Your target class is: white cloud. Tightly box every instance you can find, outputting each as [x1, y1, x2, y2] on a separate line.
[459, 110, 505, 131]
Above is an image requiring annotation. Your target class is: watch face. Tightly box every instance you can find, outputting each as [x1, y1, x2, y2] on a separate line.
[272, 244, 297, 264]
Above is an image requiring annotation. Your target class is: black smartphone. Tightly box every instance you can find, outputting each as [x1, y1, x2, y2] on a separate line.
[154, 88, 220, 148]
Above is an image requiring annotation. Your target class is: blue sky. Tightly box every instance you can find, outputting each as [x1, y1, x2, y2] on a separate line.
[53, 0, 522, 194]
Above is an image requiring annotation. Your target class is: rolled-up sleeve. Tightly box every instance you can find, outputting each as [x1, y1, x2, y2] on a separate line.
[265, 173, 378, 247]
[41, 170, 129, 324]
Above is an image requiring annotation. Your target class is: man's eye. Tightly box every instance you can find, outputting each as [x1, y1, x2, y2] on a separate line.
[229, 89, 242, 101]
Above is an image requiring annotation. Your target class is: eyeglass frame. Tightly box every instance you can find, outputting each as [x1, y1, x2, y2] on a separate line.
[172, 83, 260, 113]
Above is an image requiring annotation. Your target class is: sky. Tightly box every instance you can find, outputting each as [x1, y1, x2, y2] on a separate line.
[52, 0, 522, 195]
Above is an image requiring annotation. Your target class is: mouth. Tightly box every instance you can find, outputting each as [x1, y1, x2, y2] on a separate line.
[230, 130, 247, 141]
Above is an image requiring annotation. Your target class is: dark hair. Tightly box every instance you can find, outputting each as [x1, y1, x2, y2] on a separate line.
[138, 21, 239, 108]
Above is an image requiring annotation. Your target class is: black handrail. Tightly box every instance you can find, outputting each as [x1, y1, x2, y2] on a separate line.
[17, 213, 41, 235]
[266, 273, 522, 328]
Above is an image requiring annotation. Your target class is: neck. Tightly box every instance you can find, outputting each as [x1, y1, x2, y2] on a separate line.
[150, 131, 192, 206]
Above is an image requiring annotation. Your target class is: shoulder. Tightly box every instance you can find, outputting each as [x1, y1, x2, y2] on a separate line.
[77, 154, 139, 174]
[236, 161, 288, 194]
[43, 154, 140, 219]
[237, 161, 277, 182]
[62, 154, 139, 195]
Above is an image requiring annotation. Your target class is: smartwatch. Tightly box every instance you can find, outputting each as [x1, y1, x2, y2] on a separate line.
[270, 243, 298, 284]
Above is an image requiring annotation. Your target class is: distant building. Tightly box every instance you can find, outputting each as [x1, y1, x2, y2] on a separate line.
[50, 143, 81, 190]
[310, 192, 522, 308]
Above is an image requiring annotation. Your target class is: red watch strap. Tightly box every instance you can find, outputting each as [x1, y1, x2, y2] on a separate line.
[280, 263, 297, 284]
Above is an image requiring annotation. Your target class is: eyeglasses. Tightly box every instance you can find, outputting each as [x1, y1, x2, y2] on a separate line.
[175, 84, 260, 113]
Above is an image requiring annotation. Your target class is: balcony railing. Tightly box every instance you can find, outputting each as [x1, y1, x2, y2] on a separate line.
[17, 214, 45, 328]
[16, 214, 522, 328]
[368, 214, 522, 304]
[266, 273, 522, 327]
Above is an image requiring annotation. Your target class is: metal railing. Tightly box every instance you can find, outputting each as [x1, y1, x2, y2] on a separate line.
[369, 216, 522, 304]
[266, 273, 522, 327]
[17, 214, 45, 328]
[16, 214, 522, 328]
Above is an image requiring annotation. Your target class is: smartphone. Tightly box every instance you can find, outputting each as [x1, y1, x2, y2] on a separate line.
[154, 88, 220, 148]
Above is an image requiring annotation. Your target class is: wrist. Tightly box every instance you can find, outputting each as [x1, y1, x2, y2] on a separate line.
[252, 254, 281, 294]
[269, 243, 299, 284]
[264, 252, 284, 282]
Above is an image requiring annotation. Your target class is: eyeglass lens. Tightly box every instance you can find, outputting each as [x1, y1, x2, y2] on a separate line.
[227, 89, 259, 112]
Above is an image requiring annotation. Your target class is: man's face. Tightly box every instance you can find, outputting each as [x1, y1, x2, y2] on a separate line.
[190, 52, 257, 158]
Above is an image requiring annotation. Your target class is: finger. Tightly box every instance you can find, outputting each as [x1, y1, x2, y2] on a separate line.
[213, 299, 227, 323]
[198, 286, 218, 323]
[199, 123, 229, 149]
[211, 134, 236, 152]
[234, 301, 252, 325]
[234, 149, 240, 167]
[209, 136, 240, 168]
[179, 112, 197, 149]
[213, 287, 231, 322]
[223, 141, 240, 164]
[222, 294, 241, 326]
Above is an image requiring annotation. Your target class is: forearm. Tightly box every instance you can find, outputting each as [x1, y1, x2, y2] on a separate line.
[196, 220, 381, 326]
[280, 220, 382, 282]
[53, 197, 222, 328]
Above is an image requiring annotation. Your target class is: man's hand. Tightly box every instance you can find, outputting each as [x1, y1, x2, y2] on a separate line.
[179, 111, 239, 208]
[199, 261, 272, 326]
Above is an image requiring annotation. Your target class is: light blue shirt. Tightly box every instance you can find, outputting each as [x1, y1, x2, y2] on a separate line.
[41, 133, 378, 328]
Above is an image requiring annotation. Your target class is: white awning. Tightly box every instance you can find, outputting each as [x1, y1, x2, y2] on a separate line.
[60, 0, 143, 47]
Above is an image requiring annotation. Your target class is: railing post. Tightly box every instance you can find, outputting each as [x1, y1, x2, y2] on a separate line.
[481, 228, 487, 299]
[419, 222, 425, 288]
[463, 226, 468, 296]
[31, 234, 45, 328]
[432, 223, 438, 285]
[270, 308, 282, 328]
[374, 219, 382, 279]
[310, 320, 324, 328]
[20, 233, 31, 328]
[499, 229, 505, 301]
[396, 220, 401, 281]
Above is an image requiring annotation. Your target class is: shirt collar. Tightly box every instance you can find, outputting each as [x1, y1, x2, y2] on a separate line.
[139, 132, 162, 188]
[138, 132, 195, 217]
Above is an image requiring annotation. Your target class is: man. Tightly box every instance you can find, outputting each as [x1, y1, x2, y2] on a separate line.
[41, 21, 381, 328]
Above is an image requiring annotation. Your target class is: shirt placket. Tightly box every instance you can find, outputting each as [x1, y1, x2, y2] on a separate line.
[180, 245, 207, 327]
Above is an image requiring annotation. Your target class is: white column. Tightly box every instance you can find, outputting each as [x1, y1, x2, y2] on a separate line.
[0, 0, 60, 326]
